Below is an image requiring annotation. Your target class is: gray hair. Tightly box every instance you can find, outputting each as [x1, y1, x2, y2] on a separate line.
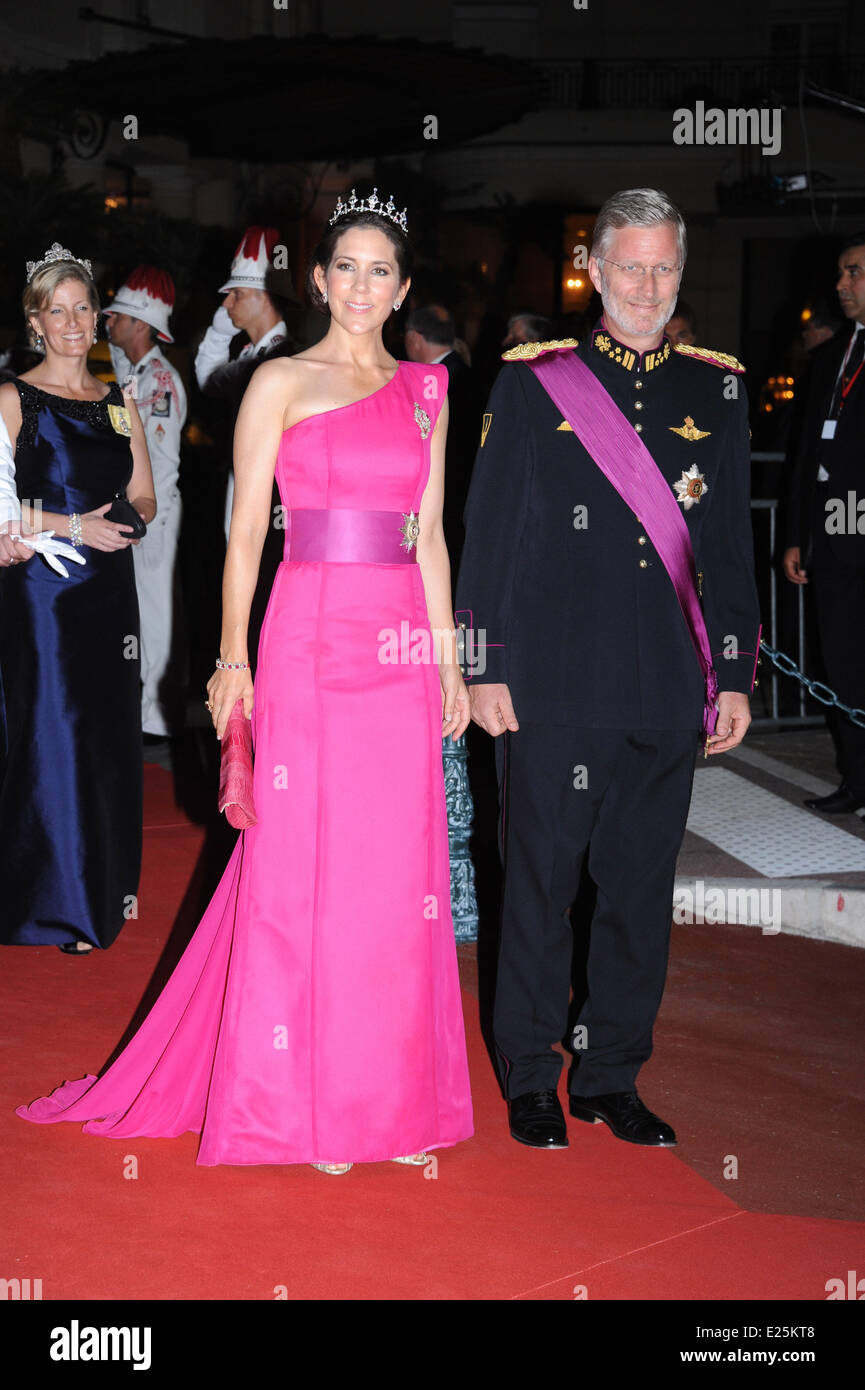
[507, 312, 554, 342]
[591, 188, 687, 268]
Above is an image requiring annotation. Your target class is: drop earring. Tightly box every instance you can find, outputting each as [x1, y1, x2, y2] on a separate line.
[393, 300, 401, 311]
[35, 334, 44, 349]
[322, 289, 328, 304]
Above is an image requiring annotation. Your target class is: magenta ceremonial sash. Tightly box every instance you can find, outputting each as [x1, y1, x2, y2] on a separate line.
[529, 348, 718, 739]
[287, 508, 418, 564]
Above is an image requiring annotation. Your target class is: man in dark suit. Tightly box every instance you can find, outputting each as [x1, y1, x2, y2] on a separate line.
[783, 234, 865, 816]
[405, 306, 482, 585]
[456, 188, 760, 1151]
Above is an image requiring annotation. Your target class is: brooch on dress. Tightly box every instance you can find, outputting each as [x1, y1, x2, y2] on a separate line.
[413, 402, 431, 439]
[674, 464, 708, 509]
[107, 404, 132, 437]
[400, 510, 420, 552]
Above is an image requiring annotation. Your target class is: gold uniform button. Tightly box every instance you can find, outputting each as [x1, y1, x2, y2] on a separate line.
[639, 558, 648, 569]
[634, 422, 643, 433]
[634, 400, 643, 410]
[637, 535, 647, 545]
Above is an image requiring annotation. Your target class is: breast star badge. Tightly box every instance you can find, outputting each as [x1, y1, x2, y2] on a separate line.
[669, 415, 711, 441]
[674, 464, 708, 509]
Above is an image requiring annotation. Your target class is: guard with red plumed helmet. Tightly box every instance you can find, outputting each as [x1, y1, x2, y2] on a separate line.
[104, 265, 188, 739]
[195, 227, 299, 543]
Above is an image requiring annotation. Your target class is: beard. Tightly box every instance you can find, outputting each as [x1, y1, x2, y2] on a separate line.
[598, 270, 679, 341]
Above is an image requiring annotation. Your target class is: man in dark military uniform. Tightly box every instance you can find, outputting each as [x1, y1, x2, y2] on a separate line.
[455, 188, 760, 1150]
[783, 233, 865, 816]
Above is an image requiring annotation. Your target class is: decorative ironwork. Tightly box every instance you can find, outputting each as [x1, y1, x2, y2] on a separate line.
[443, 733, 478, 942]
[68, 107, 107, 160]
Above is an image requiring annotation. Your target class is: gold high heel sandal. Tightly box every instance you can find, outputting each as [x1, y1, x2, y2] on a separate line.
[311, 1162, 353, 1175]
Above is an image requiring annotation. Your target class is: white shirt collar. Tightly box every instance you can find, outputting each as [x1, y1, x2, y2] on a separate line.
[134, 345, 164, 374]
[253, 320, 287, 354]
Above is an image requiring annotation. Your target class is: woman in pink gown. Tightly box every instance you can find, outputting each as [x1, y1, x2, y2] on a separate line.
[17, 194, 475, 1172]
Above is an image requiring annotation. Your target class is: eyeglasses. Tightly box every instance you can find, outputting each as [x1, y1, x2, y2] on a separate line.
[599, 257, 680, 281]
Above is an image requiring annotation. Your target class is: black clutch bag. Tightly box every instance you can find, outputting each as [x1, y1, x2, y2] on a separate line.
[107, 493, 147, 539]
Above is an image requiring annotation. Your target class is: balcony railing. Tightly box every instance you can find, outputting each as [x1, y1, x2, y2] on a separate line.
[540, 55, 865, 110]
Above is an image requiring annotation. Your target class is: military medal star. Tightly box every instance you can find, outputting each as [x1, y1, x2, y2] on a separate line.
[674, 464, 707, 509]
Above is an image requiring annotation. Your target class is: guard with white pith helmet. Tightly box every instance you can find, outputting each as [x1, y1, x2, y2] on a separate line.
[104, 266, 188, 740]
[194, 226, 299, 544]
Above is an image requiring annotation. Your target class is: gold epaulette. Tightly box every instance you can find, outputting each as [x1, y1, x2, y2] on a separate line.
[501, 338, 579, 362]
[673, 343, 745, 372]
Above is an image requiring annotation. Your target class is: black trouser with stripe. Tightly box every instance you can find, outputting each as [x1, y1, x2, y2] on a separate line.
[810, 524, 865, 803]
[492, 724, 698, 1099]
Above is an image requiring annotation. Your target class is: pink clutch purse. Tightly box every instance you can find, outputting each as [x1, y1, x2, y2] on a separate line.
[218, 699, 257, 829]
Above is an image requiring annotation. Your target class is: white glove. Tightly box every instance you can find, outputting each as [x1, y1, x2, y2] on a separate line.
[194, 303, 241, 391]
[212, 303, 239, 337]
[10, 529, 88, 578]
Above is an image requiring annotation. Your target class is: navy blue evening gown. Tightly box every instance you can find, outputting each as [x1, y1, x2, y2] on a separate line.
[0, 380, 142, 947]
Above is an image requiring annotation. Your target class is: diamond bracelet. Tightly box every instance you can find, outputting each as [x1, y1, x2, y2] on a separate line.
[215, 658, 250, 671]
[68, 513, 83, 547]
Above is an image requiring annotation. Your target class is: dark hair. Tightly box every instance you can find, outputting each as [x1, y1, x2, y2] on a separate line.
[838, 231, 865, 256]
[306, 209, 412, 314]
[405, 306, 454, 347]
[807, 298, 842, 333]
[670, 297, 697, 331]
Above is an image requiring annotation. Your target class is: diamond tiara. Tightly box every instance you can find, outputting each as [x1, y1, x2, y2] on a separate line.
[328, 188, 408, 234]
[26, 242, 94, 284]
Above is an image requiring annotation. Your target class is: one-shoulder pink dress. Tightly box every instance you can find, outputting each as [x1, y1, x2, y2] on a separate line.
[17, 360, 474, 1165]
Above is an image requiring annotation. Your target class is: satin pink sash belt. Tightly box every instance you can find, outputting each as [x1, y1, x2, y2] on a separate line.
[286, 508, 418, 564]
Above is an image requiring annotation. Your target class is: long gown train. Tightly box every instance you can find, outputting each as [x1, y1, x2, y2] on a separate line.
[17, 360, 474, 1164]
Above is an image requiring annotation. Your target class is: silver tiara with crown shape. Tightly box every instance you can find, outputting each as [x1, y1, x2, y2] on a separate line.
[328, 188, 408, 234]
[26, 242, 93, 284]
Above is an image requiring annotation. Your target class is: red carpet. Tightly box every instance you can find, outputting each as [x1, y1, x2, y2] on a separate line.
[1, 765, 862, 1300]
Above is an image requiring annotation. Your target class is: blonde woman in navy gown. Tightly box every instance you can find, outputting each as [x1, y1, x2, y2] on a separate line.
[0, 246, 156, 952]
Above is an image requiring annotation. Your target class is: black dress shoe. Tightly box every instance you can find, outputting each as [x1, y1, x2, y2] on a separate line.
[803, 784, 863, 814]
[569, 1090, 676, 1146]
[508, 1089, 569, 1149]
